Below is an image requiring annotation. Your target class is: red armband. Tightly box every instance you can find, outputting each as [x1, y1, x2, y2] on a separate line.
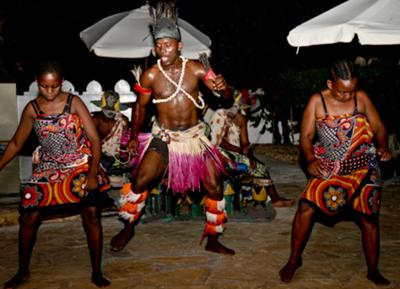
[134, 83, 152, 95]
[203, 68, 216, 81]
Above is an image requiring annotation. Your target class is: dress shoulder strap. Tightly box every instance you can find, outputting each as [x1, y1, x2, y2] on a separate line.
[63, 94, 74, 113]
[31, 99, 43, 116]
[354, 94, 359, 114]
[319, 91, 328, 116]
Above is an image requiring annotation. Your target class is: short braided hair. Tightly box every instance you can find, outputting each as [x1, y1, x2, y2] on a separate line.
[329, 59, 355, 81]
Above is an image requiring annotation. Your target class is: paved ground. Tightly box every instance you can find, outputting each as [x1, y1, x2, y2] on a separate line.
[0, 154, 399, 289]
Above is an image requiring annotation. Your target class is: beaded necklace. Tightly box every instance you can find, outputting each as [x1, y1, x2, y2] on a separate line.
[154, 56, 205, 109]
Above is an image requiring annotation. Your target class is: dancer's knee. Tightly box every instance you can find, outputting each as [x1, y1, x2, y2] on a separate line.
[81, 206, 101, 226]
[204, 178, 223, 201]
[297, 201, 315, 215]
[357, 215, 379, 230]
[19, 211, 42, 227]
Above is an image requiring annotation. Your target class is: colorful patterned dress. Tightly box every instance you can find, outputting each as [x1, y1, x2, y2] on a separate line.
[21, 94, 110, 211]
[301, 93, 381, 216]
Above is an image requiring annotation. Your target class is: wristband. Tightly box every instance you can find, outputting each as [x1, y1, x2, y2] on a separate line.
[203, 68, 216, 81]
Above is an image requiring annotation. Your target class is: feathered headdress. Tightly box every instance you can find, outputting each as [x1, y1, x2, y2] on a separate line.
[149, 1, 181, 41]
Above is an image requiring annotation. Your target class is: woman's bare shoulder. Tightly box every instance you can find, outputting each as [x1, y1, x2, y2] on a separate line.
[307, 91, 323, 106]
[22, 100, 37, 117]
[356, 89, 373, 113]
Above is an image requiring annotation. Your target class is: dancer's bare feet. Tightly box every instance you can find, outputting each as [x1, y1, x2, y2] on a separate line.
[267, 185, 295, 208]
[272, 197, 295, 208]
[92, 273, 111, 287]
[110, 223, 135, 252]
[367, 271, 390, 286]
[279, 258, 302, 282]
[3, 272, 30, 289]
[205, 235, 235, 255]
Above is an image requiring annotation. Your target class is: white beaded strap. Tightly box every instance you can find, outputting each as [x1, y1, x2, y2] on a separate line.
[154, 56, 205, 109]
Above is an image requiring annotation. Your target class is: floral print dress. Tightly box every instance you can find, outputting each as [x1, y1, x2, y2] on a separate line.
[21, 94, 110, 211]
[301, 93, 381, 216]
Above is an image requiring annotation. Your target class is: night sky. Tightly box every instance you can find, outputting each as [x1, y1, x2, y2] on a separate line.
[0, 0, 399, 94]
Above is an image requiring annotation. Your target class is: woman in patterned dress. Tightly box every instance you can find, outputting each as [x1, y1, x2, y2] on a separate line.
[0, 60, 111, 288]
[279, 59, 391, 286]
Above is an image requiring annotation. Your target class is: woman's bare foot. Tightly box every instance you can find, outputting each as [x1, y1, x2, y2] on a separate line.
[110, 224, 135, 252]
[92, 273, 111, 287]
[272, 197, 295, 208]
[3, 272, 30, 289]
[367, 271, 390, 286]
[279, 258, 302, 282]
[205, 237, 235, 255]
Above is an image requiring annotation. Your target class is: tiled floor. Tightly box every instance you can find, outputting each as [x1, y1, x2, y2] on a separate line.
[0, 155, 399, 289]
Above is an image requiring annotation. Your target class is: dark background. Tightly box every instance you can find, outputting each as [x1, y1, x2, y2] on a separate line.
[1, 0, 399, 93]
[1, 0, 400, 143]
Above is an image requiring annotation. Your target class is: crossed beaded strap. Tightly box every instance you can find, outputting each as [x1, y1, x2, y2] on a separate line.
[154, 56, 205, 109]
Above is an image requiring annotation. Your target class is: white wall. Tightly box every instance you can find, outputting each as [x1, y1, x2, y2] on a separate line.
[0, 83, 17, 142]
[0, 83, 20, 193]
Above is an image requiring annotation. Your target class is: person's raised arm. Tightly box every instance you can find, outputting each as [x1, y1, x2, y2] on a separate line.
[206, 73, 232, 102]
[129, 69, 153, 154]
[73, 95, 101, 190]
[360, 91, 391, 161]
[0, 103, 35, 171]
[195, 60, 233, 104]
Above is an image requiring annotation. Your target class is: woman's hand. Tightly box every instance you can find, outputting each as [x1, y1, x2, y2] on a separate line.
[242, 145, 252, 157]
[308, 159, 328, 178]
[85, 171, 99, 191]
[376, 147, 392, 162]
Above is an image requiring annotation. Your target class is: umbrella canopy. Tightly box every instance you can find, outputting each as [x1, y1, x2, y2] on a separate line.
[287, 0, 400, 47]
[80, 4, 211, 59]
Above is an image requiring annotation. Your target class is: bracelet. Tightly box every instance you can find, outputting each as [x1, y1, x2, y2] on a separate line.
[203, 68, 216, 81]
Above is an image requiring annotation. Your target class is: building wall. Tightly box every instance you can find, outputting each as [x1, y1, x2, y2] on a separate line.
[0, 83, 17, 142]
[0, 83, 20, 194]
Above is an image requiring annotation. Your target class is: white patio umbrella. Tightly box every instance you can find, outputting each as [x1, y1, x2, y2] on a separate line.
[287, 0, 400, 48]
[79, 4, 211, 59]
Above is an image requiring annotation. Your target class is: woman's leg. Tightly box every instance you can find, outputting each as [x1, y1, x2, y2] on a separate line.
[4, 210, 43, 289]
[356, 216, 390, 286]
[81, 205, 110, 287]
[279, 202, 315, 282]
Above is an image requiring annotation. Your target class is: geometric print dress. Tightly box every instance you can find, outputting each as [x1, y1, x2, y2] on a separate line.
[21, 94, 110, 211]
[301, 93, 381, 216]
